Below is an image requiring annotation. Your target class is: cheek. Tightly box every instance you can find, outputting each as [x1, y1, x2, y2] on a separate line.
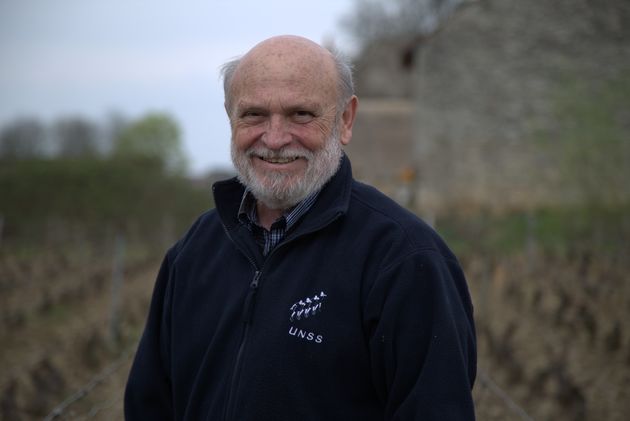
[233, 127, 261, 150]
[299, 122, 334, 150]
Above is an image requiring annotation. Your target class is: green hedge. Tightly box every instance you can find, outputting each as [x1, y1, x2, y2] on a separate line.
[0, 157, 212, 249]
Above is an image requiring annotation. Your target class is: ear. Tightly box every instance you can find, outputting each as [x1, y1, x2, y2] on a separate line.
[339, 95, 358, 146]
[224, 102, 232, 119]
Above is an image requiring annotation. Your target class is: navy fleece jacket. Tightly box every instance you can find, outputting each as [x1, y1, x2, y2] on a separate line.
[125, 155, 476, 420]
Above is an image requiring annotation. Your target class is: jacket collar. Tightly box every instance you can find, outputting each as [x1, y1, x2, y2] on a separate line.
[212, 153, 353, 238]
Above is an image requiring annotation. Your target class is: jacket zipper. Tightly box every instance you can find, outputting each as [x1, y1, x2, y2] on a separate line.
[242, 270, 261, 323]
[219, 212, 343, 421]
[222, 270, 260, 421]
[218, 223, 260, 421]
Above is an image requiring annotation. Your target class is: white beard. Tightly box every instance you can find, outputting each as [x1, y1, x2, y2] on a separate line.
[231, 127, 343, 210]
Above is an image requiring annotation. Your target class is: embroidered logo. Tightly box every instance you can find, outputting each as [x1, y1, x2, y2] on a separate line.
[289, 291, 327, 322]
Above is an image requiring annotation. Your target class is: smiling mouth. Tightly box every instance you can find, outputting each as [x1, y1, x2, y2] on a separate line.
[259, 156, 300, 164]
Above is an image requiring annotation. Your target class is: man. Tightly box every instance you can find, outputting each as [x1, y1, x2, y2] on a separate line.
[125, 35, 476, 420]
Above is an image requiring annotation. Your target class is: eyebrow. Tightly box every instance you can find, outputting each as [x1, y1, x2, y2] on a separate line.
[235, 100, 322, 114]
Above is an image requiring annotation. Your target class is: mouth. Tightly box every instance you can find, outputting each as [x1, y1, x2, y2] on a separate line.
[259, 156, 300, 164]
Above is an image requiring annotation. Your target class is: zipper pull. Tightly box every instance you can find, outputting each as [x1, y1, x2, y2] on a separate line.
[242, 271, 261, 323]
[250, 270, 261, 289]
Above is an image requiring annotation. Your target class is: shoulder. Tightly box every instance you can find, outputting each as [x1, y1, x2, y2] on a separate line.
[347, 180, 457, 263]
[167, 208, 222, 261]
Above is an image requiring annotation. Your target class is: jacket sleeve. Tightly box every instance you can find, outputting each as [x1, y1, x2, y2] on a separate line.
[125, 250, 175, 420]
[364, 250, 476, 420]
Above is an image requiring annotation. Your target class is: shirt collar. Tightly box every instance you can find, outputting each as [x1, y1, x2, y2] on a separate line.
[237, 189, 320, 231]
[237, 189, 259, 226]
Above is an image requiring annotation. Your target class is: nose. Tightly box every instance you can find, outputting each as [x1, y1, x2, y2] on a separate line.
[261, 115, 292, 150]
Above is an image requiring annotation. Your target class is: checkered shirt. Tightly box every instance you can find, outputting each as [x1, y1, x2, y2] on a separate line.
[238, 190, 320, 256]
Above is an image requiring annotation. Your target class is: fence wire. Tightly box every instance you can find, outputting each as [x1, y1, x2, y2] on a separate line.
[42, 349, 132, 421]
[477, 368, 535, 421]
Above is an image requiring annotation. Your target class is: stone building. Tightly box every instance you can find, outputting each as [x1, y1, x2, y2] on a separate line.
[345, 0, 630, 213]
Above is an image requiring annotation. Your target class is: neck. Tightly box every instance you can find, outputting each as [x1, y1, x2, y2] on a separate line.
[256, 201, 285, 230]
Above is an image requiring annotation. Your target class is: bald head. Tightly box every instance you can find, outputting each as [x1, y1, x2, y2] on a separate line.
[240, 35, 336, 77]
[222, 35, 354, 117]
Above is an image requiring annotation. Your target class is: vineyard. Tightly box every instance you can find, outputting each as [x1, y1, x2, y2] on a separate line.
[0, 147, 211, 419]
[470, 248, 630, 420]
[0, 245, 156, 419]
[1, 202, 628, 420]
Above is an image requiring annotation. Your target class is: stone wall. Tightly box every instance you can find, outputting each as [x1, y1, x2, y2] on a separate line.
[344, 99, 415, 202]
[348, 0, 630, 213]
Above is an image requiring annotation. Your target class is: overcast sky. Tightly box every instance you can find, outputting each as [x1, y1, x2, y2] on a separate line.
[0, 0, 356, 174]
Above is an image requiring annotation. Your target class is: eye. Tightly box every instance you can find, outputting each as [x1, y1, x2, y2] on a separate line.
[239, 109, 266, 123]
[292, 110, 315, 123]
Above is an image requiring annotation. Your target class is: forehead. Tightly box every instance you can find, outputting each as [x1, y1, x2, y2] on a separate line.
[230, 42, 338, 107]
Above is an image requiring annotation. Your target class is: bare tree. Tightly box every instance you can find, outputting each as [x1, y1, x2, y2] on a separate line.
[101, 111, 130, 157]
[342, 0, 465, 49]
[54, 116, 100, 158]
[0, 117, 47, 160]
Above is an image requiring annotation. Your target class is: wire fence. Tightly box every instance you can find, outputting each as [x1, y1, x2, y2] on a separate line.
[477, 368, 535, 421]
[43, 349, 133, 421]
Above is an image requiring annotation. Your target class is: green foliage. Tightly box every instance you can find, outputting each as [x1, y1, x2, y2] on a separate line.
[436, 204, 630, 257]
[0, 110, 205, 260]
[1, 111, 191, 171]
[0, 158, 211, 250]
[113, 112, 187, 174]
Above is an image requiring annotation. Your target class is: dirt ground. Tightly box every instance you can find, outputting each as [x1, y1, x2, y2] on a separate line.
[0, 251, 155, 421]
[2, 247, 628, 420]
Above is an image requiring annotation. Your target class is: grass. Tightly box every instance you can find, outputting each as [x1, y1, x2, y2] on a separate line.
[434, 203, 630, 257]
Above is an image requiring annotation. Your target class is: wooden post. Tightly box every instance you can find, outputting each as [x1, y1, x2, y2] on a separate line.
[526, 211, 537, 272]
[109, 233, 126, 346]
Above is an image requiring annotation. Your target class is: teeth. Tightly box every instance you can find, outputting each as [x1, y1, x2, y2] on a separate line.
[263, 157, 297, 164]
